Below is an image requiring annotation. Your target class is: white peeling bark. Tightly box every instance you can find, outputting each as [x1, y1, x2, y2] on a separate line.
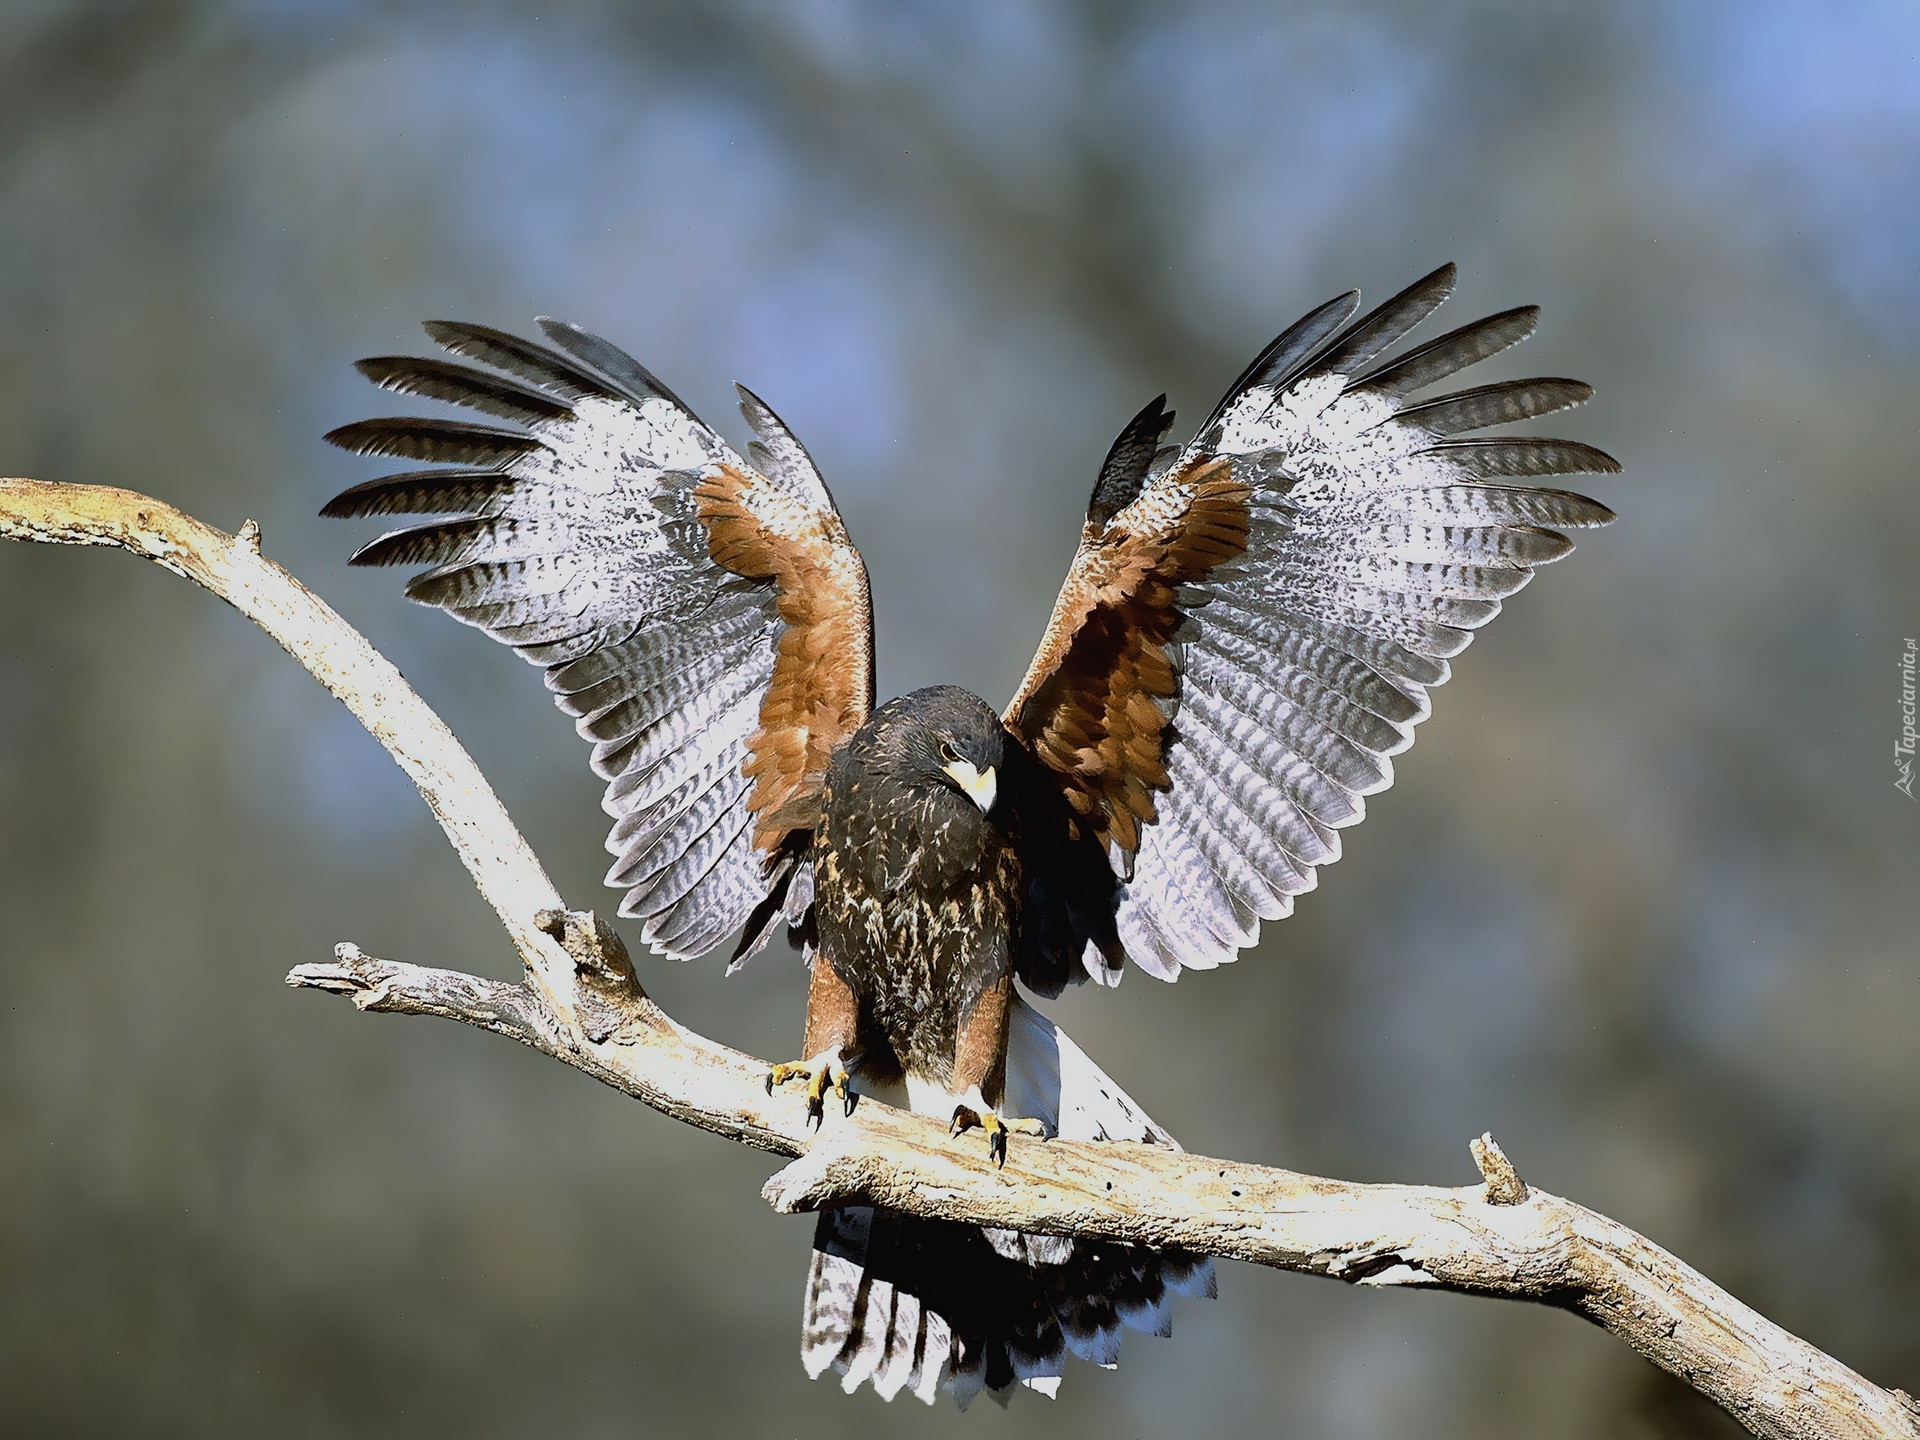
[5, 477, 1916, 1440]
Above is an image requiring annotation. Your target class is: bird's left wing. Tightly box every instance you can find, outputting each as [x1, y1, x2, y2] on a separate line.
[323, 319, 873, 960]
[1004, 265, 1615, 981]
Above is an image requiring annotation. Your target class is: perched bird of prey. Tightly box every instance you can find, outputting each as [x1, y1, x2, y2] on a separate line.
[322, 263, 1616, 1406]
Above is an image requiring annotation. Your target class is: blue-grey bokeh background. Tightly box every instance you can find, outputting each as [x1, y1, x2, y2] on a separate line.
[2, 3, 1916, 1435]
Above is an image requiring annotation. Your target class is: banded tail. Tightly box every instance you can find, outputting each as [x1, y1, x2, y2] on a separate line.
[800, 996, 1215, 1407]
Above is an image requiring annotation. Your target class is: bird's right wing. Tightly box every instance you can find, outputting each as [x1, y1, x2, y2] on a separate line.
[323, 319, 873, 961]
[1004, 264, 1616, 981]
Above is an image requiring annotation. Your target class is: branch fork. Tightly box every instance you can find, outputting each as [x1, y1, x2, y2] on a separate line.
[6, 476, 1916, 1439]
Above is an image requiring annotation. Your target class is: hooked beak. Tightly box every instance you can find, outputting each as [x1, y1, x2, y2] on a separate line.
[942, 758, 998, 814]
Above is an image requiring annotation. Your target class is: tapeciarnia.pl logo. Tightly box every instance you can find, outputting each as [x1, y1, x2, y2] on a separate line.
[1899, 637, 1917, 800]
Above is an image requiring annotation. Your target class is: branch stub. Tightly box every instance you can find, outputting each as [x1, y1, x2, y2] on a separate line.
[1470, 1131, 1530, 1206]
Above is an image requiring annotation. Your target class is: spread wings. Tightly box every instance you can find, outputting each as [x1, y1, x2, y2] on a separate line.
[1005, 264, 1617, 981]
[322, 319, 873, 960]
[322, 268, 1608, 981]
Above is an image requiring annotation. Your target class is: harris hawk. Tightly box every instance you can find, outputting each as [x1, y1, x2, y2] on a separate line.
[322, 264, 1616, 1406]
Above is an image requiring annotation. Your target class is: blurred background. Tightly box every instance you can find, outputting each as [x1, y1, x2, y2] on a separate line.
[2, 2, 1916, 1435]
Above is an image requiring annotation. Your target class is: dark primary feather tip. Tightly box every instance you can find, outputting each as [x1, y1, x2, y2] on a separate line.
[1306, 263, 1458, 379]
[1352, 305, 1540, 399]
[1420, 437, 1622, 480]
[352, 354, 574, 426]
[346, 516, 501, 569]
[322, 416, 542, 466]
[1560, 491, 1617, 525]
[318, 467, 519, 519]
[1088, 394, 1175, 527]
[733, 380, 781, 411]
[1196, 289, 1363, 443]
[534, 316, 694, 414]
[1393, 377, 1594, 435]
[734, 381, 807, 457]
[419, 319, 617, 404]
[422, 318, 527, 352]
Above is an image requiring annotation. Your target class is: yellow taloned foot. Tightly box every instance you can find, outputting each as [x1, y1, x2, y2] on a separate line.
[767, 1055, 852, 1129]
[950, 1105, 1049, 1168]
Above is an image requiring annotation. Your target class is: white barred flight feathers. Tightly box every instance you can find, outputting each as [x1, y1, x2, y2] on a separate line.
[323, 264, 1616, 1407]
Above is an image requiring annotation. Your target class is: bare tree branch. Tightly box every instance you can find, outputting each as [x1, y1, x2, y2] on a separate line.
[4, 476, 1916, 1440]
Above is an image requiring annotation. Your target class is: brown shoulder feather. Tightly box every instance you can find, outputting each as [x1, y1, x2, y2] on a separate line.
[695, 462, 874, 852]
[1003, 456, 1249, 859]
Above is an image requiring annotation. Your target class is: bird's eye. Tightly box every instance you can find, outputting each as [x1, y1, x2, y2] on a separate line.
[937, 739, 960, 763]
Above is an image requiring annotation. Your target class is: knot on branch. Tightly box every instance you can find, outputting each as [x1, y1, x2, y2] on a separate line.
[234, 518, 262, 554]
[1470, 1132, 1530, 1206]
[533, 907, 653, 1045]
[533, 906, 636, 987]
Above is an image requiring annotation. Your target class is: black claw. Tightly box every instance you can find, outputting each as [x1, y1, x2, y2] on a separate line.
[989, 1127, 1007, 1168]
[843, 1088, 857, 1118]
[807, 1095, 824, 1130]
[764, 1072, 775, 1095]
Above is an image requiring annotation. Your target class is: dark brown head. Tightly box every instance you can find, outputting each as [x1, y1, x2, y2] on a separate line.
[852, 685, 1006, 816]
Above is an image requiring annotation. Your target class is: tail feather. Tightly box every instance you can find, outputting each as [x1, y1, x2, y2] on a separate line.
[836, 1276, 895, 1393]
[800, 1244, 861, 1379]
[947, 1345, 988, 1410]
[1162, 1248, 1221, 1299]
[870, 1289, 922, 1401]
[798, 996, 1215, 1406]
[1057, 1294, 1122, 1367]
[1001, 991, 1183, 1147]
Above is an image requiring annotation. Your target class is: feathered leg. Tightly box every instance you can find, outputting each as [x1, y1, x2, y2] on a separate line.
[943, 974, 1047, 1166]
[768, 954, 862, 1126]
